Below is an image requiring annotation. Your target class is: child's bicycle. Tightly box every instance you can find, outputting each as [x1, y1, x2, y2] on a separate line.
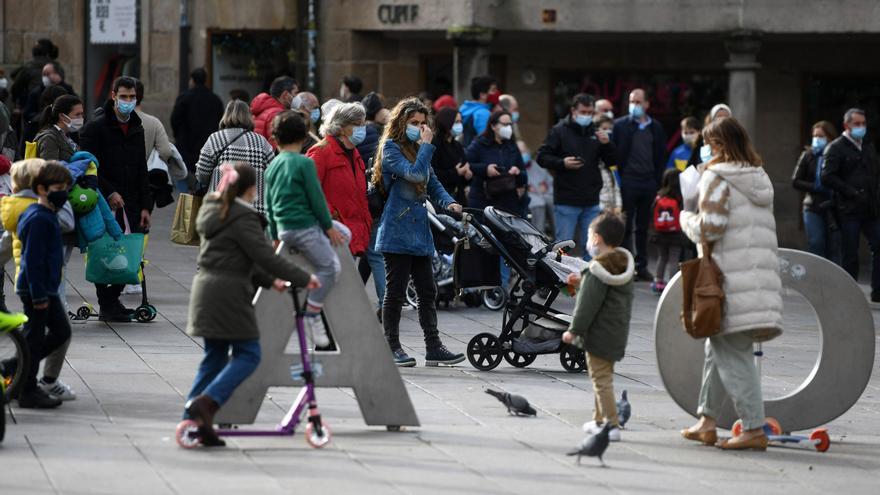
[75, 261, 158, 323]
[175, 287, 331, 449]
[0, 312, 30, 443]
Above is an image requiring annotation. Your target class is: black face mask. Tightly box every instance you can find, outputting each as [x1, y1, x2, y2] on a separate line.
[48, 190, 68, 210]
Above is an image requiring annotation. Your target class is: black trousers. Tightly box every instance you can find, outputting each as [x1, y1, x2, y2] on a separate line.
[622, 185, 655, 274]
[382, 253, 440, 350]
[95, 206, 144, 310]
[22, 296, 72, 393]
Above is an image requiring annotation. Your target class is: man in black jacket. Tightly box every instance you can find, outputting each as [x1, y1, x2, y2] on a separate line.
[170, 68, 224, 178]
[821, 108, 880, 302]
[537, 93, 616, 259]
[612, 88, 667, 279]
[80, 76, 151, 321]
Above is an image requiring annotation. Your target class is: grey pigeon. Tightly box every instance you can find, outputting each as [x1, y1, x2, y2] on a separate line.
[567, 422, 612, 466]
[617, 390, 631, 428]
[485, 389, 537, 416]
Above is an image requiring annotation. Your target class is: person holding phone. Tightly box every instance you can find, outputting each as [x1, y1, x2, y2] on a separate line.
[465, 110, 527, 215]
[537, 93, 617, 259]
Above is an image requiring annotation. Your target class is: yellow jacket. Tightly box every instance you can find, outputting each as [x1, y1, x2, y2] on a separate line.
[1, 192, 38, 282]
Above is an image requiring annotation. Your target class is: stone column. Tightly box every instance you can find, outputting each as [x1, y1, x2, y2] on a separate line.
[447, 26, 493, 103]
[725, 32, 762, 137]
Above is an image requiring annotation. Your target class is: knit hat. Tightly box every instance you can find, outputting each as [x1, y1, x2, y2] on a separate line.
[710, 103, 733, 121]
[433, 94, 458, 113]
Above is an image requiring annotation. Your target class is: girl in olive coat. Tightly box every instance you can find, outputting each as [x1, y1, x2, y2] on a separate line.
[184, 162, 319, 447]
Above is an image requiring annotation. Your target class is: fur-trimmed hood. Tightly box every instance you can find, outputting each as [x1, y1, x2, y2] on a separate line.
[588, 248, 634, 286]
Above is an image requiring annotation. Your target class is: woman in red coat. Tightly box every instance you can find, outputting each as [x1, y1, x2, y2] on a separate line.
[307, 102, 372, 255]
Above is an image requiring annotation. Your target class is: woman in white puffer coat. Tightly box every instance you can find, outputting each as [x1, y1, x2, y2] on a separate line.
[679, 117, 783, 451]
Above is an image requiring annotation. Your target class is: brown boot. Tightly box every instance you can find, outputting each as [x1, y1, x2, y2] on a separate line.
[185, 395, 226, 447]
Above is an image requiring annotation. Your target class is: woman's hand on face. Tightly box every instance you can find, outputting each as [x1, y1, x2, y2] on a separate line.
[420, 125, 433, 144]
[487, 164, 501, 177]
[508, 166, 520, 176]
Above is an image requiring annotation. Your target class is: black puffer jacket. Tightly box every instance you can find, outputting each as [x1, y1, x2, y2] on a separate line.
[80, 99, 151, 215]
[822, 135, 880, 220]
[791, 148, 832, 214]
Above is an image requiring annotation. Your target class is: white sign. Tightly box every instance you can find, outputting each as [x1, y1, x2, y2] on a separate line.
[90, 0, 137, 44]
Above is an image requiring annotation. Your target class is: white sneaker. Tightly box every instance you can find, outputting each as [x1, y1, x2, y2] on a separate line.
[39, 379, 76, 401]
[308, 315, 331, 348]
[608, 427, 621, 442]
[123, 284, 142, 295]
[582, 420, 602, 435]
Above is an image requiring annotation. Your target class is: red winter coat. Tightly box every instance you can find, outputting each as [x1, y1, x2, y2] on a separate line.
[307, 137, 372, 255]
[250, 93, 285, 148]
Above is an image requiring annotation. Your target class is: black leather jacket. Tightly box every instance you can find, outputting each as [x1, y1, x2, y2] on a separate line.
[791, 148, 832, 214]
[822, 135, 880, 220]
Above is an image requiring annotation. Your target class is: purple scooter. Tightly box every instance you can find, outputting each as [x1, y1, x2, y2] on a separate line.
[175, 288, 331, 449]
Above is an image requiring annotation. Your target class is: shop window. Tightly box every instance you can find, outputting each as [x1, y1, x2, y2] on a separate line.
[209, 31, 298, 104]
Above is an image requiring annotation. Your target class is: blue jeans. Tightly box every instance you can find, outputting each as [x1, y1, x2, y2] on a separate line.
[186, 338, 261, 408]
[366, 223, 386, 307]
[554, 204, 602, 260]
[839, 217, 880, 292]
[803, 211, 841, 265]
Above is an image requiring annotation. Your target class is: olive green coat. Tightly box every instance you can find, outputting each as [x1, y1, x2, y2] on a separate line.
[187, 197, 311, 340]
[567, 248, 635, 362]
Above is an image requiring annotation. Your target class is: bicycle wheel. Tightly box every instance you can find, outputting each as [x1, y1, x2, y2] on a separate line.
[0, 328, 31, 402]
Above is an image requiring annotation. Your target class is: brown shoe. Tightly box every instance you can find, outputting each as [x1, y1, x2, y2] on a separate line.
[185, 395, 226, 447]
[718, 434, 768, 451]
[681, 428, 718, 445]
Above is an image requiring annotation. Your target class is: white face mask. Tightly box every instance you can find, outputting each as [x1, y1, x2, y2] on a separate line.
[603, 110, 613, 119]
[64, 114, 84, 133]
[682, 132, 698, 146]
[700, 144, 713, 163]
[498, 124, 513, 140]
[586, 234, 601, 259]
[42, 75, 52, 87]
[0, 77, 8, 89]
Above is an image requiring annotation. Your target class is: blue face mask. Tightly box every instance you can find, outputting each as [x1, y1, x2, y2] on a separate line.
[451, 122, 464, 137]
[521, 152, 531, 164]
[629, 103, 645, 118]
[511, 111, 520, 123]
[700, 144, 713, 163]
[574, 114, 593, 127]
[811, 136, 827, 153]
[406, 124, 421, 142]
[116, 99, 136, 116]
[310, 108, 321, 123]
[350, 125, 366, 145]
[851, 126, 867, 139]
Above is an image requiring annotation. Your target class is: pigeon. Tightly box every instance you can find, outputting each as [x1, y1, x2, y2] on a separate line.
[617, 390, 631, 428]
[567, 422, 612, 466]
[485, 388, 537, 416]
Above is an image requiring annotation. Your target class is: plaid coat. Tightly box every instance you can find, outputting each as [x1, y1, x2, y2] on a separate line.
[196, 127, 274, 214]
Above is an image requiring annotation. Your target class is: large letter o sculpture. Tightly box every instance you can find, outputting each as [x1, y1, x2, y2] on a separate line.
[654, 249, 875, 431]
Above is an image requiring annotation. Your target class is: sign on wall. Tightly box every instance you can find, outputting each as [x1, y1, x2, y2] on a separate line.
[90, 0, 137, 44]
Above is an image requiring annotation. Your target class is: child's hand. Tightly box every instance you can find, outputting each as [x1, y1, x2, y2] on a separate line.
[306, 275, 322, 290]
[562, 331, 574, 344]
[272, 279, 288, 292]
[567, 272, 581, 286]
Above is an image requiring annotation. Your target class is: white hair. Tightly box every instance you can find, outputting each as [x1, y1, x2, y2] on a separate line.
[319, 101, 365, 137]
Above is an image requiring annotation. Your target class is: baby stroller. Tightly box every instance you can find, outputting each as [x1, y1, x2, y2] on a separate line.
[405, 204, 502, 310]
[452, 207, 589, 373]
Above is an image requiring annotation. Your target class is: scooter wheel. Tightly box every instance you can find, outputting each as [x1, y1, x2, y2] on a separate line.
[135, 306, 152, 323]
[175, 420, 202, 449]
[810, 428, 830, 452]
[76, 306, 91, 319]
[145, 305, 158, 321]
[305, 419, 331, 448]
[731, 419, 743, 438]
[765, 417, 782, 436]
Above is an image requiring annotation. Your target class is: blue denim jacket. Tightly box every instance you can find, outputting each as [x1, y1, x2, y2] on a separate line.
[375, 141, 454, 256]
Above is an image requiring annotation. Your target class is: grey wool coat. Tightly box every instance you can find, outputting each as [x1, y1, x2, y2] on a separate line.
[187, 196, 311, 341]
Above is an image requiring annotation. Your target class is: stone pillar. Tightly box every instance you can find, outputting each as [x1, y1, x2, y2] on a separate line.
[447, 26, 493, 104]
[725, 32, 762, 137]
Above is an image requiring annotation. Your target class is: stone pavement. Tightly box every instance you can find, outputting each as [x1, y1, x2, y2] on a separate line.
[1, 204, 879, 495]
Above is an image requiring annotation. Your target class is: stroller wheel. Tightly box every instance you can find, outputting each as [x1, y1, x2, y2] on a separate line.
[405, 280, 419, 309]
[466, 333, 503, 371]
[560, 348, 587, 373]
[503, 350, 536, 368]
[482, 287, 507, 311]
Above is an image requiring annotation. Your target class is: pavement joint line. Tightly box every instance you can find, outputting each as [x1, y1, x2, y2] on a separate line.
[331, 436, 412, 495]
[413, 433, 514, 495]
[400, 375, 485, 427]
[238, 448, 289, 493]
[60, 357, 114, 424]
[24, 434, 60, 495]
[510, 436, 627, 493]
[124, 432, 180, 495]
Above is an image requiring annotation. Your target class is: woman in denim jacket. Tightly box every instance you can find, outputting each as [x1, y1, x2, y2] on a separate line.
[373, 97, 464, 367]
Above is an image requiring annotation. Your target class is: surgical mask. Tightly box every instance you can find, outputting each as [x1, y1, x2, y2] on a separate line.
[65, 115, 84, 133]
[851, 126, 867, 140]
[586, 236, 601, 259]
[0, 77, 8, 89]
[451, 122, 463, 137]
[700, 144, 713, 163]
[48, 190, 68, 210]
[603, 129, 613, 138]
[290, 94, 302, 110]
[511, 111, 520, 123]
[629, 103, 645, 118]
[42, 75, 52, 87]
[310, 108, 321, 123]
[604, 111, 614, 119]
[498, 124, 513, 140]
[116, 99, 136, 116]
[574, 114, 593, 127]
[350, 125, 366, 145]
[811, 136, 827, 153]
[406, 124, 421, 142]
[682, 132, 698, 146]
[521, 152, 531, 164]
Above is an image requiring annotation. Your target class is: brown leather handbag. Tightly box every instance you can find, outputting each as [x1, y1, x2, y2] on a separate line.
[679, 234, 724, 339]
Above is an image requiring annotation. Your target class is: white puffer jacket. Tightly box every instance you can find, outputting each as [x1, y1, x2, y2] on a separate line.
[680, 162, 783, 341]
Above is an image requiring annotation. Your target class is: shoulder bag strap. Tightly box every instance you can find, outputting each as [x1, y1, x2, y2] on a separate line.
[212, 129, 249, 167]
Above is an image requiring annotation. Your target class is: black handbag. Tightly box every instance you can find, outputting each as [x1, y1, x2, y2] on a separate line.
[483, 174, 517, 199]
